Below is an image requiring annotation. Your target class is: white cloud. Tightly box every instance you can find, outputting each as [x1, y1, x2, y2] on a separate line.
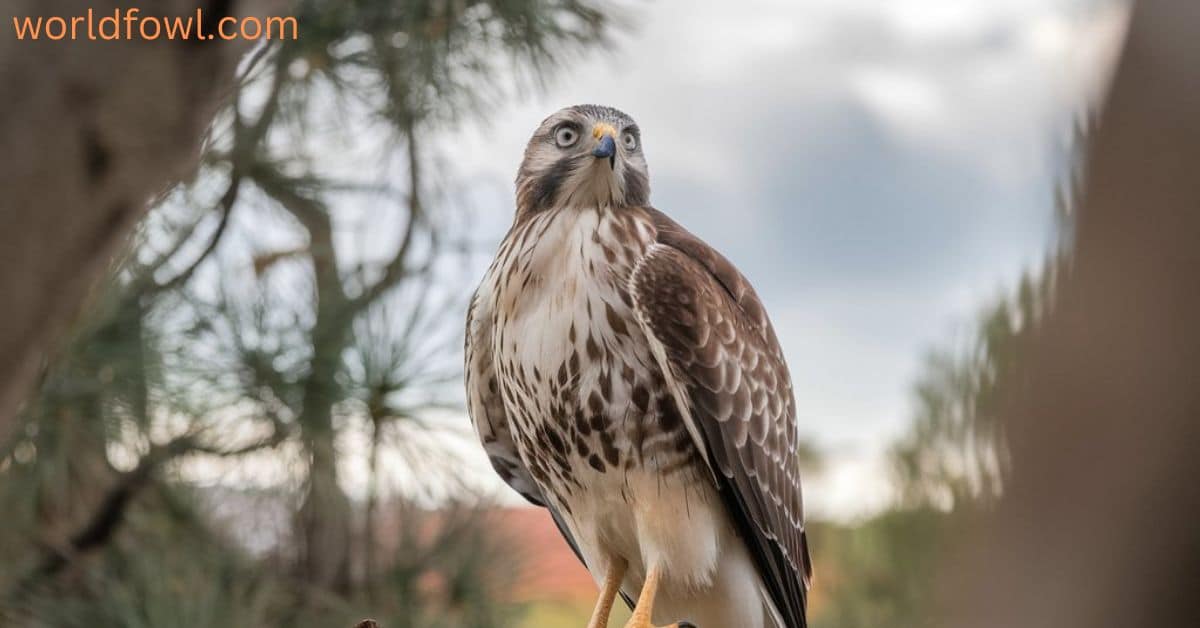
[849, 67, 946, 135]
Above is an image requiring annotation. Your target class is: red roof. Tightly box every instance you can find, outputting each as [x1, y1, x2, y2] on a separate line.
[486, 506, 598, 604]
[372, 504, 598, 605]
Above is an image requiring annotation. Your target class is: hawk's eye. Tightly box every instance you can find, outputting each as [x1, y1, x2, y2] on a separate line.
[622, 131, 638, 151]
[555, 125, 579, 148]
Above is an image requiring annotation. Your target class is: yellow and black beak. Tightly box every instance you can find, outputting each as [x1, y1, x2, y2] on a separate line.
[591, 123, 617, 168]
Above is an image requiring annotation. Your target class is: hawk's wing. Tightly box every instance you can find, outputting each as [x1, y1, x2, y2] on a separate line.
[630, 208, 812, 628]
[465, 287, 544, 506]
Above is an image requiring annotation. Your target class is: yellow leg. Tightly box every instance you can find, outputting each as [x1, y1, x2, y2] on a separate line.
[586, 558, 627, 628]
[623, 562, 695, 628]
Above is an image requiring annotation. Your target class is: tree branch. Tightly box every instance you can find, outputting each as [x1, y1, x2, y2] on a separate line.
[239, 50, 291, 156]
[8, 419, 286, 599]
[12, 435, 189, 592]
[351, 126, 430, 312]
[149, 171, 242, 295]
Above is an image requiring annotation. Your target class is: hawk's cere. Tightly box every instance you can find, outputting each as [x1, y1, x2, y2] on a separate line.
[465, 105, 811, 628]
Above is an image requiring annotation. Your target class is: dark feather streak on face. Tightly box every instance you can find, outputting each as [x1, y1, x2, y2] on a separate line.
[530, 154, 583, 212]
[623, 167, 649, 207]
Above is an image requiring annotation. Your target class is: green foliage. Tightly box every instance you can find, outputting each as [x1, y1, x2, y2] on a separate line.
[888, 289, 1033, 509]
[283, 0, 616, 124]
[808, 508, 965, 628]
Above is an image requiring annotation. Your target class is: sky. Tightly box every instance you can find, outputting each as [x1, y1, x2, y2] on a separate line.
[439, 0, 1128, 519]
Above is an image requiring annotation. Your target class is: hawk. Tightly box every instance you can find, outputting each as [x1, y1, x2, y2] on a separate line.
[465, 105, 811, 628]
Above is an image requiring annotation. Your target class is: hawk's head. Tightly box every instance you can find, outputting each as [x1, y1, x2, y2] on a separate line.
[515, 104, 649, 217]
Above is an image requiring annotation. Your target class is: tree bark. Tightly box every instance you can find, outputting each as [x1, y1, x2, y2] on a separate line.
[296, 364, 354, 592]
[291, 181, 355, 591]
[0, 0, 274, 438]
[948, 2, 1200, 626]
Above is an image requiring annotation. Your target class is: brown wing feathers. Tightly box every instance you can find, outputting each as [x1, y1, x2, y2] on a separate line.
[633, 208, 811, 628]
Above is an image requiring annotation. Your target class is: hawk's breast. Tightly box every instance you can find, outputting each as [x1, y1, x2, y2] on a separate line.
[487, 207, 701, 512]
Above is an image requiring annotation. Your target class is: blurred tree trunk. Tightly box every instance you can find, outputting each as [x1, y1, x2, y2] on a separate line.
[299, 409, 353, 591]
[287, 183, 356, 591]
[949, 2, 1200, 626]
[0, 0, 272, 439]
[297, 341, 354, 591]
[253, 120, 432, 590]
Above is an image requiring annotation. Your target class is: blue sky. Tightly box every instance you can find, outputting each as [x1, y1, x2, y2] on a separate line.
[440, 0, 1127, 518]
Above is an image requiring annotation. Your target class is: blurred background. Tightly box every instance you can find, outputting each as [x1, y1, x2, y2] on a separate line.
[0, 1, 1132, 627]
